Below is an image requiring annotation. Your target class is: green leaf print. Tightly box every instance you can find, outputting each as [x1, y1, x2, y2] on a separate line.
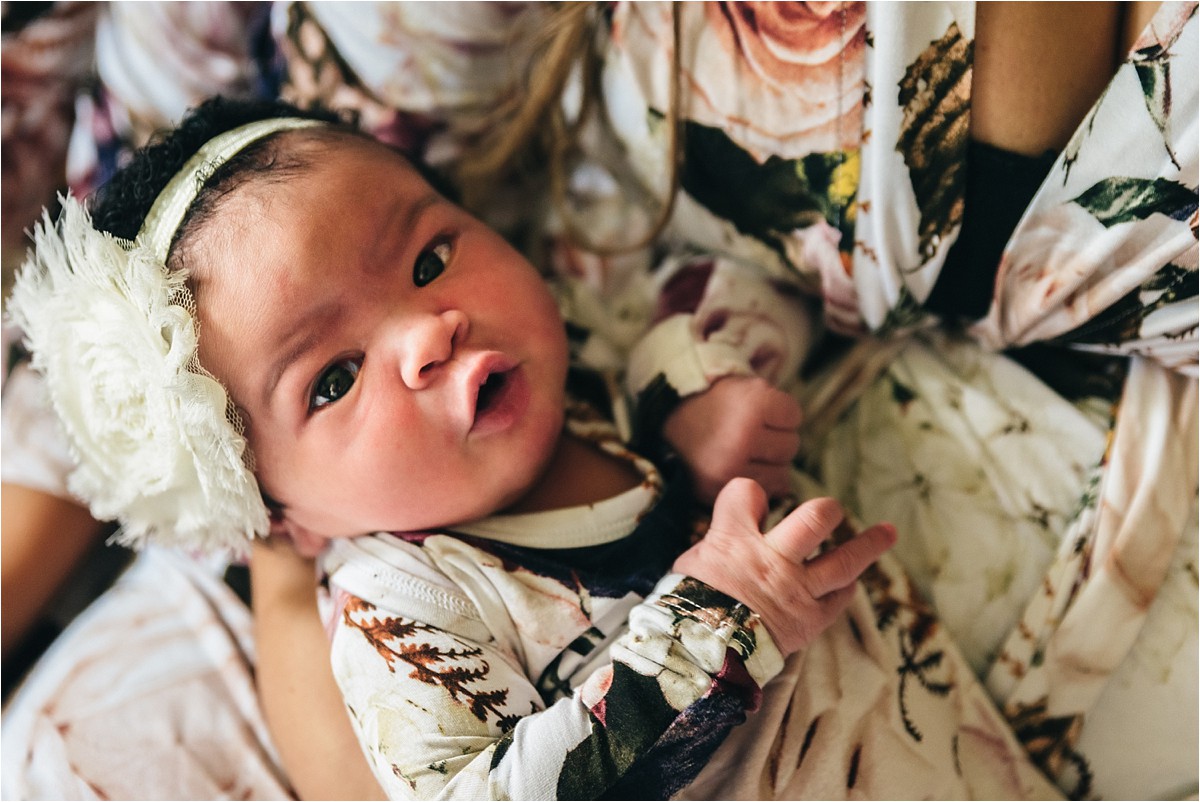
[678, 119, 857, 264]
[1065, 5, 1195, 182]
[556, 663, 677, 799]
[1073, 177, 1198, 226]
[1134, 58, 1170, 131]
[1127, 0, 1197, 163]
[895, 22, 972, 263]
[1134, 60, 1180, 169]
[1056, 262, 1198, 346]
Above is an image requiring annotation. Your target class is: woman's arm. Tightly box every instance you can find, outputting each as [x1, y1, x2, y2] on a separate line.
[972, 2, 1126, 155]
[1, 483, 106, 659]
[250, 538, 386, 801]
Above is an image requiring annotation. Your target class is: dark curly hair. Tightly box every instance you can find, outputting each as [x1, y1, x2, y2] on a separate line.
[89, 96, 461, 268]
[87, 96, 352, 259]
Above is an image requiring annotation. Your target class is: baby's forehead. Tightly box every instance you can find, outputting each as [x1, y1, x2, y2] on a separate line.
[279, 126, 418, 171]
[239, 131, 431, 218]
[185, 133, 435, 272]
[185, 129, 421, 235]
[281, 128, 453, 204]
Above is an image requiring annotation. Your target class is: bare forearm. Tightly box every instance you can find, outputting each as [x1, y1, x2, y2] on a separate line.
[250, 540, 386, 800]
[1, 483, 106, 659]
[973, 2, 1124, 156]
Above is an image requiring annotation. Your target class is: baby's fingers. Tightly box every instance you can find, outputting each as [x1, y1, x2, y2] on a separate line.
[803, 523, 896, 597]
[710, 477, 770, 534]
[762, 497, 844, 560]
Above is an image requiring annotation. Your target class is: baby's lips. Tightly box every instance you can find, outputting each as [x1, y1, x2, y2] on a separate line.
[462, 351, 528, 438]
[457, 351, 516, 428]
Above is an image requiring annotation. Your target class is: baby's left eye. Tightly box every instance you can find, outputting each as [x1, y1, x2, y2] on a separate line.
[309, 358, 360, 411]
[413, 241, 452, 287]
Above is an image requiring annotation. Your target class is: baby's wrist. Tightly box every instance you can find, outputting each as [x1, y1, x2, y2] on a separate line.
[644, 573, 785, 686]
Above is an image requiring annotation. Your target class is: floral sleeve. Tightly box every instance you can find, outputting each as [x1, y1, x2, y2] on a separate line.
[329, 573, 783, 800]
[622, 252, 818, 400]
[550, 245, 818, 452]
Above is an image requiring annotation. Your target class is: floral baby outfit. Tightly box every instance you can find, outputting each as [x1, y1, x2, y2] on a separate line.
[322, 382, 1059, 800]
[2, 3, 1195, 799]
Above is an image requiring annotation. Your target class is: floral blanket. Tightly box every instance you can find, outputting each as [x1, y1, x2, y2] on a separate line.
[2, 2, 1196, 799]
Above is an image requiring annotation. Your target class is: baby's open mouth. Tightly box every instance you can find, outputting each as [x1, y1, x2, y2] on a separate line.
[476, 370, 510, 417]
[467, 359, 526, 437]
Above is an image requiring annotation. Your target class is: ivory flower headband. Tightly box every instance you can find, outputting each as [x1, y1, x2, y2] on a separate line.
[8, 117, 326, 556]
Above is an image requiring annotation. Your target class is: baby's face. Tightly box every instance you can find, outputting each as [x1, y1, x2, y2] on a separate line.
[186, 132, 568, 539]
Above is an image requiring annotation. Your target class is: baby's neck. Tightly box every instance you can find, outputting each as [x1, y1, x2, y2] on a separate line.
[503, 433, 643, 515]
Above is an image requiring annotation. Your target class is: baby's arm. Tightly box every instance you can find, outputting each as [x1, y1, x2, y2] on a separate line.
[329, 485, 892, 800]
[330, 573, 776, 800]
[250, 539, 387, 800]
[621, 254, 817, 504]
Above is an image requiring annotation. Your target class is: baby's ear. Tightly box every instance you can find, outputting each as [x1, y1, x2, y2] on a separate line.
[268, 512, 329, 559]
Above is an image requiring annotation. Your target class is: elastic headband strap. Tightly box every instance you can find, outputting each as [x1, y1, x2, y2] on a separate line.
[138, 117, 327, 261]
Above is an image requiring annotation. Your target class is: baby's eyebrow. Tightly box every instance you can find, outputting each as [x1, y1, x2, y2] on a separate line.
[260, 301, 344, 411]
[366, 191, 440, 275]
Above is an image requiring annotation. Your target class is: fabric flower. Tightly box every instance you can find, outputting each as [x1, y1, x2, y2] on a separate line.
[7, 195, 268, 555]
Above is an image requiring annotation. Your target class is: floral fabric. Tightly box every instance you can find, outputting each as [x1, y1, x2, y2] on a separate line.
[573, 3, 1198, 798]
[1, 2, 1196, 800]
[66, 1, 276, 200]
[0, 2, 98, 260]
[1, 548, 291, 801]
[275, 1, 531, 163]
[322, 390, 1058, 800]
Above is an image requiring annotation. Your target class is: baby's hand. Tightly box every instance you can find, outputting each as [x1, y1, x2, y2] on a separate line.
[663, 375, 802, 505]
[672, 478, 896, 656]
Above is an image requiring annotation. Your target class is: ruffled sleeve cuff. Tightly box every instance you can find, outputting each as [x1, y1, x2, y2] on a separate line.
[634, 572, 786, 695]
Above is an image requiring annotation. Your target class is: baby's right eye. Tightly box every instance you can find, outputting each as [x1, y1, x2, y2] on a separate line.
[309, 358, 360, 411]
[413, 241, 451, 287]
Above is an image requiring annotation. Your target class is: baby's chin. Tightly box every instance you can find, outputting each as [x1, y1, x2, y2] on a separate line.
[337, 487, 539, 536]
[271, 423, 565, 538]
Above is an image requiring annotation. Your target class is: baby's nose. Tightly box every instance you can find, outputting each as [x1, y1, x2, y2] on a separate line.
[399, 309, 468, 389]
